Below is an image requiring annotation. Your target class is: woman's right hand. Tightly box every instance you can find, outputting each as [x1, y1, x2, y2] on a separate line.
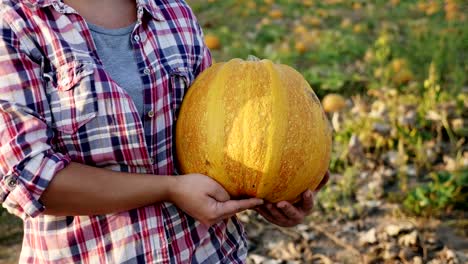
[169, 174, 263, 226]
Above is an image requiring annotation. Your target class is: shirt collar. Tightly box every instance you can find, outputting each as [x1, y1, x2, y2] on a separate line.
[24, 0, 166, 21]
[138, 0, 165, 21]
[24, 0, 56, 7]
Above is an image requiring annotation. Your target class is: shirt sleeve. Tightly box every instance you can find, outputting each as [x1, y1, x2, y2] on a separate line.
[0, 18, 71, 219]
[193, 20, 213, 77]
[198, 40, 212, 73]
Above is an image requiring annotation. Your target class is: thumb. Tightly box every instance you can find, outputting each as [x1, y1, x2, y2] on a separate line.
[207, 182, 231, 202]
[314, 171, 330, 193]
[216, 198, 264, 217]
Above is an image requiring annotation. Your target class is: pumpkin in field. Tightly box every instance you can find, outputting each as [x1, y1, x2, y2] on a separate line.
[175, 57, 332, 202]
[204, 34, 221, 50]
[322, 93, 346, 113]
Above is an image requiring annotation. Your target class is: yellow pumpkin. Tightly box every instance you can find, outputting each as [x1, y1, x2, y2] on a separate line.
[322, 93, 346, 113]
[204, 34, 221, 50]
[269, 9, 283, 19]
[175, 58, 332, 202]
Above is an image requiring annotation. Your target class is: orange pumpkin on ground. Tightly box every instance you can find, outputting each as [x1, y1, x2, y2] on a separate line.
[175, 57, 332, 202]
[204, 34, 221, 50]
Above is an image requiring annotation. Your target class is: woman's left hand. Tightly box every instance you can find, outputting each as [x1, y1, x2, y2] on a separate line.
[255, 171, 329, 227]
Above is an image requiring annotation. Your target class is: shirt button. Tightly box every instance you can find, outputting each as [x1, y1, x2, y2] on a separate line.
[150, 158, 155, 164]
[147, 110, 155, 118]
[7, 178, 17, 189]
[143, 68, 151, 75]
[133, 35, 140, 42]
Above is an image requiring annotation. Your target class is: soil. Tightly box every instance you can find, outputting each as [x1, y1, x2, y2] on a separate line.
[241, 203, 468, 264]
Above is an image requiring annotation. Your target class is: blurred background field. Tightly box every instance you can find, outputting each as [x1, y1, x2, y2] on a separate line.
[1, 0, 467, 263]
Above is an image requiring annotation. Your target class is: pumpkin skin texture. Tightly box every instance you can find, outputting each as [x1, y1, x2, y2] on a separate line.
[175, 58, 332, 203]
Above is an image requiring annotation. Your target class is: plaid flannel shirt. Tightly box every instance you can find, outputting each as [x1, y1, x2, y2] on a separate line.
[0, 0, 247, 263]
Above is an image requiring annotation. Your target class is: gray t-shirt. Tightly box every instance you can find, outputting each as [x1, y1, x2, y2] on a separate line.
[87, 22, 144, 117]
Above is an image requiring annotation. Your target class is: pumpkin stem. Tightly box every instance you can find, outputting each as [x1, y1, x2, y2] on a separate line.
[247, 55, 261, 61]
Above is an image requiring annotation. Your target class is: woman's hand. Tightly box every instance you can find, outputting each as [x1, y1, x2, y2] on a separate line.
[255, 171, 329, 227]
[170, 173, 263, 226]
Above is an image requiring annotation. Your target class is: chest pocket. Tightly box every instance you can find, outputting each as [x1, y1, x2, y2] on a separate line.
[46, 61, 98, 134]
[169, 68, 192, 121]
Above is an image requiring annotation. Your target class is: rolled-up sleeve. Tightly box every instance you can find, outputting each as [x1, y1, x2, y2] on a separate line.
[198, 40, 212, 73]
[0, 19, 71, 219]
[193, 19, 212, 76]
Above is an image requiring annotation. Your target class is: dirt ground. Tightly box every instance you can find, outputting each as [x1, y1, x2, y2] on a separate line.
[242, 204, 468, 264]
[0, 213, 22, 264]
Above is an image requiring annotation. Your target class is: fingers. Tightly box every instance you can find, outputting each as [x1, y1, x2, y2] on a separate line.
[301, 190, 314, 212]
[216, 198, 264, 217]
[314, 171, 330, 192]
[266, 203, 289, 222]
[256, 192, 315, 227]
[199, 198, 263, 227]
[255, 206, 278, 223]
[207, 181, 231, 202]
[255, 203, 303, 227]
[277, 201, 303, 220]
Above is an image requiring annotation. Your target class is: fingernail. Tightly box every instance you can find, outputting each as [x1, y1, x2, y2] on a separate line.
[257, 199, 264, 205]
[278, 203, 286, 209]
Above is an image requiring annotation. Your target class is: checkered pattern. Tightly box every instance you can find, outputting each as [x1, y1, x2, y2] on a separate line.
[0, 0, 247, 263]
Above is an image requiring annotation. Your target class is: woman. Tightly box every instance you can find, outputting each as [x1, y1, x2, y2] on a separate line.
[0, 0, 328, 263]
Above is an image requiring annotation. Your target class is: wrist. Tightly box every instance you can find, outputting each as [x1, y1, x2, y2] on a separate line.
[165, 175, 180, 204]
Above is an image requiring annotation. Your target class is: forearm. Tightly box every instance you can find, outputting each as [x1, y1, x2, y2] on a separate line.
[41, 162, 176, 216]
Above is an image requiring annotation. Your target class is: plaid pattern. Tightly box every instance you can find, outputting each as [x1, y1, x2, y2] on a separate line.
[0, 0, 247, 263]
